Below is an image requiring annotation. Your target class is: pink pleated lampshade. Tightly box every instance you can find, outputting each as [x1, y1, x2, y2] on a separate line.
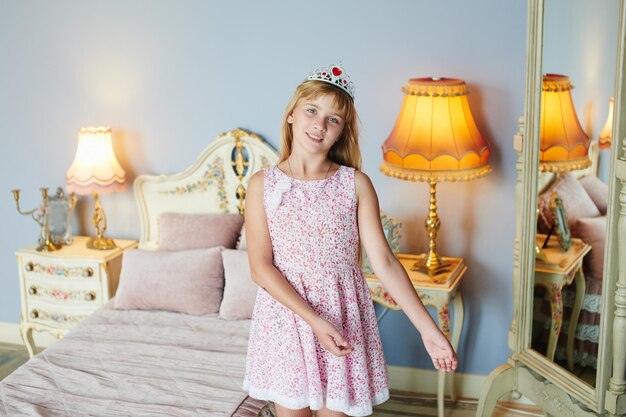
[66, 127, 126, 195]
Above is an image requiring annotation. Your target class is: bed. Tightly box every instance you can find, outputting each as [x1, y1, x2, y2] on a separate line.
[0, 128, 278, 417]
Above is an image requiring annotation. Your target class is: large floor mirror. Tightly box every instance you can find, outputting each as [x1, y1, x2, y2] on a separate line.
[530, 0, 619, 390]
[477, 0, 626, 415]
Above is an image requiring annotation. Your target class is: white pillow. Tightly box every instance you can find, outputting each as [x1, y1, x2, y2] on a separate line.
[219, 249, 259, 320]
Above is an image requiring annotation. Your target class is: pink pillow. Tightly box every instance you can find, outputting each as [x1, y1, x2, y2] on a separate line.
[579, 175, 609, 215]
[219, 249, 259, 320]
[115, 247, 224, 315]
[574, 216, 606, 281]
[157, 213, 243, 251]
[538, 173, 600, 233]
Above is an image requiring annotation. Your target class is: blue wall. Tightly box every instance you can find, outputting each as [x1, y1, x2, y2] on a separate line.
[0, 0, 528, 375]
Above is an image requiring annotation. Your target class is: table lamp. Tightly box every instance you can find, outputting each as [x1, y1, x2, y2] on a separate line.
[536, 74, 590, 254]
[598, 97, 614, 151]
[539, 74, 590, 172]
[66, 127, 126, 250]
[381, 77, 491, 277]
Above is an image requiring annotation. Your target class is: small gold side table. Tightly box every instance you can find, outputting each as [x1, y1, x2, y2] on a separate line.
[366, 254, 467, 417]
[534, 234, 590, 370]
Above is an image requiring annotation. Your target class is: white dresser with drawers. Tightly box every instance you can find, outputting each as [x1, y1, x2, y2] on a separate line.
[16, 236, 137, 356]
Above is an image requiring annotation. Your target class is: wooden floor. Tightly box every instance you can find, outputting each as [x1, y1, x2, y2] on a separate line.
[372, 391, 542, 416]
[0, 343, 540, 416]
[0, 342, 29, 381]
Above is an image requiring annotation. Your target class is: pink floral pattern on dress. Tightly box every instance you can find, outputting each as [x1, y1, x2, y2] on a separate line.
[243, 165, 389, 416]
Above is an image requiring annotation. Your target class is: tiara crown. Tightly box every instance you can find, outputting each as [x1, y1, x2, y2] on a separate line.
[306, 62, 355, 99]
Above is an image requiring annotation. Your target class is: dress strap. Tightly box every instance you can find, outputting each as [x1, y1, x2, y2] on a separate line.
[262, 166, 276, 212]
[338, 165, 357, 201]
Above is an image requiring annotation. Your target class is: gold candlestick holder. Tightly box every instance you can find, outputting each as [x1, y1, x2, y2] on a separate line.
[12, 187, 62, 252]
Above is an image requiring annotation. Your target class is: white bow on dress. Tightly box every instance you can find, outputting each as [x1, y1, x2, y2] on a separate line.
[267, 176, 292, 211]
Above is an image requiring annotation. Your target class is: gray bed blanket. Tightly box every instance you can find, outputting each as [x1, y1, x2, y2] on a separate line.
[0, 303, 258, 417]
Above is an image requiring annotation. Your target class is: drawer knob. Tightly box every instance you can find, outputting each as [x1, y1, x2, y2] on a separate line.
[82, 267, 94, 278]
[85, 291, 96, 301]
[28, 286, 37, 295]
[30, 309, 39, 319]
[25, 262, 34, 272]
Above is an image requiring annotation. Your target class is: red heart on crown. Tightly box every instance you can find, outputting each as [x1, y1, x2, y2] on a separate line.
[332, 67, 342, 77]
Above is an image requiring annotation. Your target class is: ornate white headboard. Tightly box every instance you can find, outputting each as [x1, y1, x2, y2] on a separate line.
[134, 128, 279, 250]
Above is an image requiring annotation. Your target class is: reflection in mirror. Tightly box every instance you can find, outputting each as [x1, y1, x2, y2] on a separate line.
[530, 0, 618, 389]
[598, 97, 614, 151]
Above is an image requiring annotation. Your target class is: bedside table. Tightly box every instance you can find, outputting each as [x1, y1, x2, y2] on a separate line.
[534, 234, 590, 370]
[366, 254, 467, 417]
[16, 236, 138, 357]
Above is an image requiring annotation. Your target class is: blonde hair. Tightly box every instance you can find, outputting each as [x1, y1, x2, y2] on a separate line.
[279, 80, 361, 170]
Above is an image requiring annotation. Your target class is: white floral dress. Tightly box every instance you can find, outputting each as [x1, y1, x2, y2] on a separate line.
[242, 165, 389, 416]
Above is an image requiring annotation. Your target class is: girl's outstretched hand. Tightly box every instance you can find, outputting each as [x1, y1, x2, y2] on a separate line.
[421, 328, 458, 372]
[311, 317, 354, 357]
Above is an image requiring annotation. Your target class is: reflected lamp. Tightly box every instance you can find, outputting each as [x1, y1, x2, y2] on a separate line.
[539, 74, 590, 172]
[598, 97, 614, 150]
[536, 74, 590, 255]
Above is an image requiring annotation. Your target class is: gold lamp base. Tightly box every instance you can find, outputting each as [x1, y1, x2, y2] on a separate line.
[37, 240, 62, 252]
[410, 177, 453, 279]
[87, 236, 116, 250]
[535, 244, 548, 262]
[411, 253, 452, 277]
[86, 192, 117, 251]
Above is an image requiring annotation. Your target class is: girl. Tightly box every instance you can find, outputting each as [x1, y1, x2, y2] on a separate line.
[242, 64, 458, 417]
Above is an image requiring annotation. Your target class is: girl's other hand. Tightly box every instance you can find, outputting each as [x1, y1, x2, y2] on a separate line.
[421, 328, 458, 372]
[311, 317, 354, 357]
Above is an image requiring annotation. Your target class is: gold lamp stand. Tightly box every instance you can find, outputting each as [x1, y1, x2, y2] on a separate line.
[412, 178, 451, 276]
[87, 192, 116, 250]
[381, 77, 492, 282]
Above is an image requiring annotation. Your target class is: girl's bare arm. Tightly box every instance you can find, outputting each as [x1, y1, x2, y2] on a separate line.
[355, 171, 457, 371]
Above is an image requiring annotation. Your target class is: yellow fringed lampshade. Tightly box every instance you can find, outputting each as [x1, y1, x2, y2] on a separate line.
[66, 127, 126, 195]
[598, 97, 614, 150]
[380, 77, 491, 278]
[381, 77, 491, 182]
[539, 74, 590, 172]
